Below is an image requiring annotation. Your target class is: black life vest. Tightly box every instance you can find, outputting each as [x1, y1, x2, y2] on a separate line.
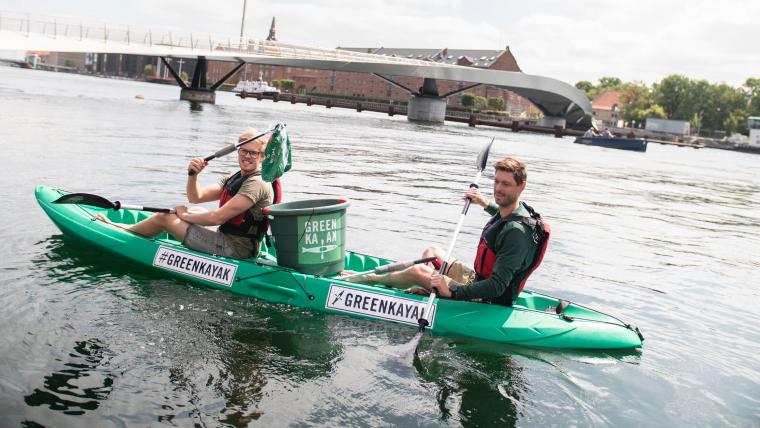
[217, 171, 270, 240]
[473, 203, 551, 306]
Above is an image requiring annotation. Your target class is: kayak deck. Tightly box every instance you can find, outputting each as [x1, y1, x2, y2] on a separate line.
[35, 186, 644, 350]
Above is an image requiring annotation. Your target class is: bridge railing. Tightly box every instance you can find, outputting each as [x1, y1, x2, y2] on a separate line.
[0, 10, 458, 68]
[0, 10, 237, 51]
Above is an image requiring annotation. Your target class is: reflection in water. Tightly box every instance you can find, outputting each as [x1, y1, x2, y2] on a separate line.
[32, 236, 343, 426]
[153, 307, 342, 426]
[415, 344, 524, 427]
[24, 339, 114, 416]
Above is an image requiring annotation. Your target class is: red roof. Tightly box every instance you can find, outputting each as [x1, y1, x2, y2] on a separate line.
[592, 90, 621, 111]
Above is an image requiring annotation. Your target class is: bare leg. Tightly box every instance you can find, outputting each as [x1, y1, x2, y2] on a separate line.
[360, 264, 434, 289]
[352, 246, 446, 288]
[97, 212, 191, 241]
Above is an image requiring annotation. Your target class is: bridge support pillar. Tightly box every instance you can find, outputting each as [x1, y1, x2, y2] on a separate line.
[537, 116, 566, 129]
[162, 56, 245, 105]
[180, 89, 216, 103]
[407, 95, 446, 123]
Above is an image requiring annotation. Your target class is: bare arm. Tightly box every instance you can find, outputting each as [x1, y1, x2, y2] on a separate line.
[187, 180, 223, 204]
[186, 157, 224, 203]
[177, 194, 254, 226]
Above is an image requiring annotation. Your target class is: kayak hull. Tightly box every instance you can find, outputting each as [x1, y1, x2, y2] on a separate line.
[35, 186, 643, 350]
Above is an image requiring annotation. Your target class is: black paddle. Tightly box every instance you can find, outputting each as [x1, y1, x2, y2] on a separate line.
[53, 193, 173, 213]
[417, 137, 495, 333]
[188, 125, 278, 176]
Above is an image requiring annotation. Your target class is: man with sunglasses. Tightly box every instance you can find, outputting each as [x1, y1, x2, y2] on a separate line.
[100, 129, 273, 260]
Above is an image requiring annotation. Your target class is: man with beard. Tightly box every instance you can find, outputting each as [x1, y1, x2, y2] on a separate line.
[353, 156, 547, 306]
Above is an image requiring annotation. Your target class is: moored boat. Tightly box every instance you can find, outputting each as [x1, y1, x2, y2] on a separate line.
[574, 136, 648, 152]
[232, 73, 280, 96]
[35, 185, 644, 350]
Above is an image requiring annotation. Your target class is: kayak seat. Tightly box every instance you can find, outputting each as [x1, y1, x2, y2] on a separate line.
[122, 210, 138, 225]
[344, 252, 383, 272]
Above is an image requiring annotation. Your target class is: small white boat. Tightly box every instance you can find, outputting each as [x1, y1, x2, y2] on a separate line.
[232, 73, 280, 95]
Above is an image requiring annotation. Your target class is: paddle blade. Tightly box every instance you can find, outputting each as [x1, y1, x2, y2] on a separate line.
[476, 137, 495, 172]
[53, 193, 116, 210]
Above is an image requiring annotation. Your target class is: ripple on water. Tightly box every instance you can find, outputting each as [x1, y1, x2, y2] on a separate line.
[3, 66, 760, 426]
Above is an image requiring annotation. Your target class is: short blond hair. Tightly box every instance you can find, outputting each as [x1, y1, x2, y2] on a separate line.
[238, 129, 268, 150]
[493, 157, 527, 184]
[238, 129, 266, 143]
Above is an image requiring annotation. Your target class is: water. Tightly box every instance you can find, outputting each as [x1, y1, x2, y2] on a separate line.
[1, 66, 759, 427]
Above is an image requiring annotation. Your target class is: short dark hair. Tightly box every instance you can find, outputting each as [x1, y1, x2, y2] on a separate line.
[493, 157, 527, 184]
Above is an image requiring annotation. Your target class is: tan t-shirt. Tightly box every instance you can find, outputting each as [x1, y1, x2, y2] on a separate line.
[217, 172, 273, 257]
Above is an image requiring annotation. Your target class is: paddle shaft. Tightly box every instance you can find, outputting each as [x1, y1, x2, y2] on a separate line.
[341, 256, 437, 281]
[188, 127, 276, 176]
[53, 193, 173, 213]
[116, 202, 174, 214]
[419, 171, 485, 331]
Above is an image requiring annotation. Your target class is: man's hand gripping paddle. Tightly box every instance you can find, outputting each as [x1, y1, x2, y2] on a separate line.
[188, 124, 281, 176]
[417, 137, 495, 333]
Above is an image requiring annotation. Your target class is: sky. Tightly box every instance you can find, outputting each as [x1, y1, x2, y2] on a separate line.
[1, 0, 758, 87]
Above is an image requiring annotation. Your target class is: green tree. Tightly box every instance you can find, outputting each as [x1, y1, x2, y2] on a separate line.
[143, 64, 156, 77]
[597, 76, 623, 90]
[487, 97, 505, 110]
[653, 74, 694, 120]
[180, 71, 189, 82]
[744, 77, 760, 116]
[641, 104, 667, 120]
[725, 109, 749, 134]
[702, 82, 747, 133]
[575, 80, 594, 97]
[461, 93, 476, 109]
[271, 80, 281, 88]
[280, 79, 295, 91]
[577, 76, 623, 100]
[619, 82, 654, 123]
[473, 95, 488, 110]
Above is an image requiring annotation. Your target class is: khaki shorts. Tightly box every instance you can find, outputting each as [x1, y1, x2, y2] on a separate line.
[443, 259, 476, 286]
[182, 224, 255, 260]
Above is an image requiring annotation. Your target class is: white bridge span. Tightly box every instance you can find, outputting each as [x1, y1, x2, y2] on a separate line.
[0, 11, 591, 126]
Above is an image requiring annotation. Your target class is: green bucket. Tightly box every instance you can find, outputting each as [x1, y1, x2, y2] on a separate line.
[264, 199, 350, 276]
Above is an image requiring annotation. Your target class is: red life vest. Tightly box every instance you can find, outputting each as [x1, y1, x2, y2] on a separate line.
[473, 203, 550, 306]
[272, 178, 282, 204]
[218, 171, 271, 240]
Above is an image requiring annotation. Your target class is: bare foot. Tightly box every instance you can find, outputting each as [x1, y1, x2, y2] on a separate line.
[95, 213, 128, 230]
[404, 287, 430, 296]
[95, 213, 113, 224]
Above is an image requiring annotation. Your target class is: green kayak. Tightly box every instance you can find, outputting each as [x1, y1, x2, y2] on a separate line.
[35, 185, 644, 350]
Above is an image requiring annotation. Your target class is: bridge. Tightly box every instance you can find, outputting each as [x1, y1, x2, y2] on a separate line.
[0, 11, 592, 127]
